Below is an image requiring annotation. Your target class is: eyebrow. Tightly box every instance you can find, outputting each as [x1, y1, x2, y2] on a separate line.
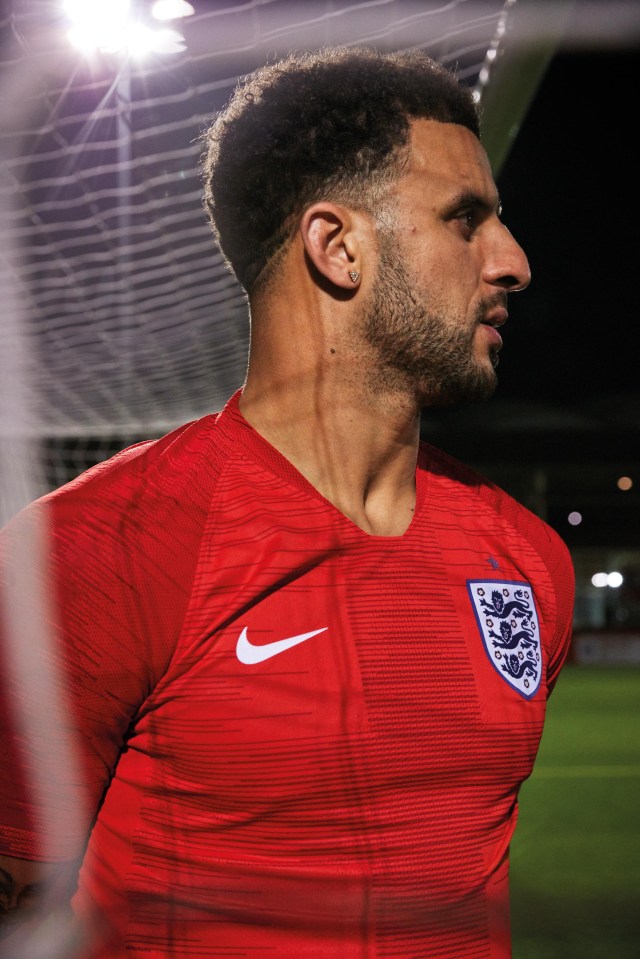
[444, 189, 502, 216]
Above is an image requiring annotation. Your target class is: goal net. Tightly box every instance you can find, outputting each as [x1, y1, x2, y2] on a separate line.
[0, 0, 533, 518]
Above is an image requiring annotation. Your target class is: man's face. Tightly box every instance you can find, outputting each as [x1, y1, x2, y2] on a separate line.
[360, 119, 530, 408]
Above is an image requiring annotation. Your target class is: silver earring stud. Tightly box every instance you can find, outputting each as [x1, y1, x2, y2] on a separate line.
[348, 271, 360, 284]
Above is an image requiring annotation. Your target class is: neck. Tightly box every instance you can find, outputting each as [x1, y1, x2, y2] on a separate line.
[239, 300, 421, 537]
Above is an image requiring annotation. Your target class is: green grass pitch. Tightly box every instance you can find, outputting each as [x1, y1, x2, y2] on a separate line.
[510, 665, 640, 958]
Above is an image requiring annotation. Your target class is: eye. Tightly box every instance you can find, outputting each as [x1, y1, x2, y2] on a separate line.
[455, 207, 479, 237]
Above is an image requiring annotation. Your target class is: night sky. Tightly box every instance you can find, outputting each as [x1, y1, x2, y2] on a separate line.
[495, 43, 639, 416]
[423, 40, 640, 550]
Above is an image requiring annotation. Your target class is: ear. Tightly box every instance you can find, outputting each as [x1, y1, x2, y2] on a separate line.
[299, 202, 362, 290]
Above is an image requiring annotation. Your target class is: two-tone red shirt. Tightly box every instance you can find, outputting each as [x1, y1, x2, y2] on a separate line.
[0, 390, 574, 958]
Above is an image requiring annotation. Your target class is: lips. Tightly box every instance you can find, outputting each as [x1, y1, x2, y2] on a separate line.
[480, 322, 503, 350]
[480, 307, 507, 348]
[482, 307, 508, 329]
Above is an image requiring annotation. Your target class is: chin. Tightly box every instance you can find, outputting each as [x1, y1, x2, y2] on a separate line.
[420, 367, 498, 409]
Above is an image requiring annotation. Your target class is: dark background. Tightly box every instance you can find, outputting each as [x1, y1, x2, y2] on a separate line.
[499, 45, 637, 413]
[423, 39, 640, 554]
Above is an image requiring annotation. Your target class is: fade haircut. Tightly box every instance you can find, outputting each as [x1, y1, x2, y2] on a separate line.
[202, 46, 480, 293]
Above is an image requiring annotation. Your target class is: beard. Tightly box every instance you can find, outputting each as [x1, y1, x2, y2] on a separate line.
[359, 232, 499, 408]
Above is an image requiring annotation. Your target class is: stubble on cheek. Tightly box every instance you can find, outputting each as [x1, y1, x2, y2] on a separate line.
[359, 243, 498, 408]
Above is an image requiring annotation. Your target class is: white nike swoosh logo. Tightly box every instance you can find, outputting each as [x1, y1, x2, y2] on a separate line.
[236, 626, 328, 664]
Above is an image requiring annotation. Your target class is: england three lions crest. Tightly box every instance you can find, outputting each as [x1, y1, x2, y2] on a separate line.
[467, 580, 542, 699]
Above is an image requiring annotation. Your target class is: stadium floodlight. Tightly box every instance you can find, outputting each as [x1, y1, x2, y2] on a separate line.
[64, 0, 131, 23]
[148, 28, 188, 54]
[65, 0, 131, 54]
[152, 0, 195, 20]
[64, 0, 186, 57]
[125, 22, 186, 56]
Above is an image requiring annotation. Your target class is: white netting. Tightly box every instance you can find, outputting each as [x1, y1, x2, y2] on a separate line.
[1, 0, 521, 506]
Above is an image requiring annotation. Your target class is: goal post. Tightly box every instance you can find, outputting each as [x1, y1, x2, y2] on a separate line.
[477, 0, 575, 176]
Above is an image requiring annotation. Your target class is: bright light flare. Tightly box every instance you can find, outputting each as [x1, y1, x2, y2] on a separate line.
[150, 28, 188, 54]
[152, 0, 195, 20]
[66, 0, 131, 54]
[125, 23, 187, 57]
[591, 571, 624, 588]
[64, 0, 131, 29]
[126, 22, 158, 57]
[64, 0, 186, 56]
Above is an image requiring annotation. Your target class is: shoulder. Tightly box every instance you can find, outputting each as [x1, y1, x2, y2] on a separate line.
[0, 412, 236, 695]
[0, 412, 239, 545]
[418, 440, 574, 684]
[45, 412, 228, 516]
[418, 438, 574, 582]
[1, 411, 234, 611]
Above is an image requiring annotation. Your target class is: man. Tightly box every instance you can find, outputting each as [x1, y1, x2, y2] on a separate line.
[0, 47, 574, 958]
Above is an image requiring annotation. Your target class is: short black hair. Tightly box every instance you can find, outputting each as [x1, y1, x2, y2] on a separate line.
[202, 46, 480, 292]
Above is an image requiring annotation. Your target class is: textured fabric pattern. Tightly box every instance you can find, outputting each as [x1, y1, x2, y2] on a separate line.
[0, 390, 575, 958]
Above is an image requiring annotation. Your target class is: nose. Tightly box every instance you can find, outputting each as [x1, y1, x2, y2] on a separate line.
[483, 222, 531, 293]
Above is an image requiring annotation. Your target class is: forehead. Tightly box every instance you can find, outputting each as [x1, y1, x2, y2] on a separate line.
[398, 118, 496, 204]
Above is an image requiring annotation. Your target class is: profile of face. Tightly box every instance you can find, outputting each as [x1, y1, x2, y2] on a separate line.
[359, 120, 530, 408]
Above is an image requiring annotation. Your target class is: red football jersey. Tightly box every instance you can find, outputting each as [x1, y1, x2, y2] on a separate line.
[0, 390, 574, 958]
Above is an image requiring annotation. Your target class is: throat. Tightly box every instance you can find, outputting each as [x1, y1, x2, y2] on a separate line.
[238, 387, 420, 536]
[318, 481, 418, 538]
